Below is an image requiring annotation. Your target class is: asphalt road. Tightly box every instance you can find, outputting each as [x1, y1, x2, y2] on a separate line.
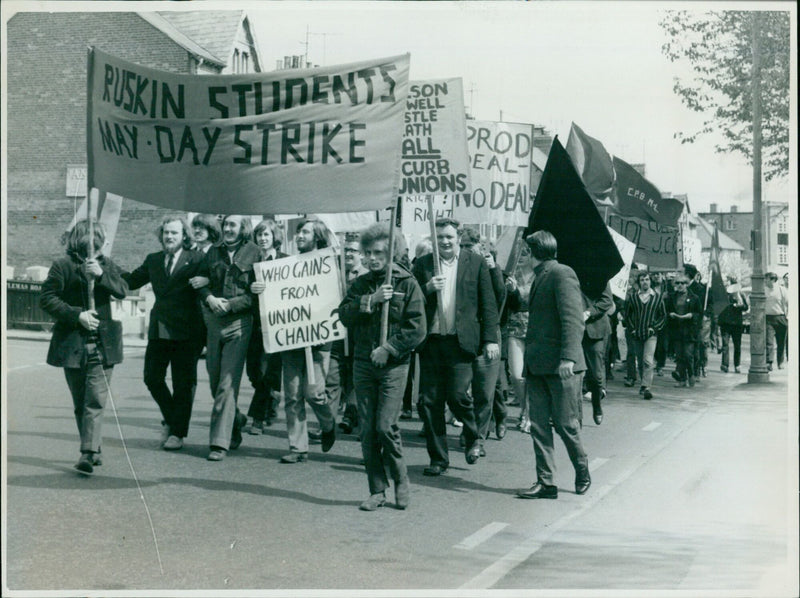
[3, 335, 796, 595]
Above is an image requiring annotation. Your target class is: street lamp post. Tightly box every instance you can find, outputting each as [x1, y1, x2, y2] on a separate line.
[748, 11, 770, 383]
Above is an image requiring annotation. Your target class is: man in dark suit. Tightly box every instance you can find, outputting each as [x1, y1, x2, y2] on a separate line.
[517, 231, 590, 500]
[582, 284, 614, 425]
[412, 217, 500, 476]
[123, 215, 205, 451]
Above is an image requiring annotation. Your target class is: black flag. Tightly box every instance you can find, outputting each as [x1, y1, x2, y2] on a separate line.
[526, 136, 624, 298]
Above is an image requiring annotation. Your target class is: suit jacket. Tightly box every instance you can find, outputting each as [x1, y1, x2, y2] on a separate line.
[122, 249, 205, 341]
[524, 259, 587, 375]
[412, 251, 499, 357]
[40, 255, 128, 368]
[582, 283, 614, 341]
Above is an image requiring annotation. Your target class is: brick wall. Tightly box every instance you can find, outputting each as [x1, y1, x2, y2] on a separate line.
[6, 13, 199, 273]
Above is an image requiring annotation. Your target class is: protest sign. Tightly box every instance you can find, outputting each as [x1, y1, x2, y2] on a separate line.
[254, 249, 345, 352]
[613, 157, 684, 227]
[607, 212, 679, 270]
[88, 48, 409, 215]
[400, 194, 453, 256]
[453, 120, 533, 227]
[681, 234, 703, 269]
[317, 211, 378, 234]
[607, 226, 637, 299]
[398, 79, 471, 196]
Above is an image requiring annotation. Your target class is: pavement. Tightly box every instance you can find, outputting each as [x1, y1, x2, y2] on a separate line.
[3, 332, 797, 595]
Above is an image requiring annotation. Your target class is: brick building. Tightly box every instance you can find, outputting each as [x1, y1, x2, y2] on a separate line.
[698, 202, 790, 277]
[5, 10, 261, 275]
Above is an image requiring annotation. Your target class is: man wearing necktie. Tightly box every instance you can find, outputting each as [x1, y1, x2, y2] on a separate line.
[123, 216, 205, 451]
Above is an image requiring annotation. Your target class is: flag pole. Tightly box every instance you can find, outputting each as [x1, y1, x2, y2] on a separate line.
[426, 195, 446, 329]
[380, 207, 397, 344]
[85, 46, 97, 311]
[339, 240, 349, 357]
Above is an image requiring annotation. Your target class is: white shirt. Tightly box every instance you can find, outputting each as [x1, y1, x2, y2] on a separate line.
[431, 250, 459, 335]
[164, 248, 182, 275]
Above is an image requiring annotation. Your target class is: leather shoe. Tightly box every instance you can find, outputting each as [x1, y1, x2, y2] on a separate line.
[458, 433, 466, 448]
[230, 411, 247, 450]
[479, 443, 486, 457]
[592, 396, 603, 425]
[575, 472, 591, 495]
[395, 477, 410, 509]
[321, 427, 336, 452]
[516, 482, 557, 499]
[496, 421, 507, 440]
[280, 452, 308, 464]
[465, 444, 481, 464]
[75, 453, 94, 475]
[423, 464, 448, 476]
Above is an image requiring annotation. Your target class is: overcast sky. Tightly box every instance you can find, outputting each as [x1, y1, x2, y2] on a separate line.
[248, 1, 795, 213]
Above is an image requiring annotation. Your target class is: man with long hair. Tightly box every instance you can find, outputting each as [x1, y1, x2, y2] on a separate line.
[123, 216, 205, 451]
[278, 217, 338, 463]
[40, 219, 128, 474]
[192, 215, 260, 461]
[338, 223, 426, 510]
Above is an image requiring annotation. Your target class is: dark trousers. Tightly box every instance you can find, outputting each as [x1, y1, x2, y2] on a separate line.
[625, 327, 638, 381]
[64, 342, 112, 454]
[527, 373, 589, 486]
[766, 315, 788, 366]
[354, 359, 409, 495]
[582, 334, 607, 400]
[673, 338, 696, 381]
[720, 325, 743, 369]
[246, 328, 282, 422]
[144, 338, 199, 438]
[418, 335, 479, 468]
[472, 354, 502, 442]
[402, 352, 418, 413]
[654, 327, 668, 369]
[491, 372, 509, 426]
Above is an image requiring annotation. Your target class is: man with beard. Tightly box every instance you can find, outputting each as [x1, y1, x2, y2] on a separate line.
[412, 217, 500, 476]
[123, 216, 205, 450]
[192, 215, 260, 461]
[278, 217, 338, 463]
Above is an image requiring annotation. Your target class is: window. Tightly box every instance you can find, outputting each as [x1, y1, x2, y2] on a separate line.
[778, 217, 787, 233]
[725, 218, 737, 231]
[778, 245, 788, 265]
[233, 49, 240, 73]
[777, 233, 788, 246]
[242, 52, 249, 73]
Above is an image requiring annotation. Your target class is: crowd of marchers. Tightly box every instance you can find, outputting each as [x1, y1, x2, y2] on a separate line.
[38, 214, 788, 510]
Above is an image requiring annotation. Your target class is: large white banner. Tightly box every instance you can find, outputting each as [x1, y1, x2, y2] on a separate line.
[608, 226, 637, 299]
[453, 120, 533, 227]
[398, 79, 471, 196]
[254, 249, 345, 352]
[89, 48, 410, 214]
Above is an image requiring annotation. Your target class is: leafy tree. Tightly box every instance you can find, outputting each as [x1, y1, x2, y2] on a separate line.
[660, 10, 790, 181]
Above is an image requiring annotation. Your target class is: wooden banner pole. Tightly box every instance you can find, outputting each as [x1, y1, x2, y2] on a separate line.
[380, 208, 397, 344]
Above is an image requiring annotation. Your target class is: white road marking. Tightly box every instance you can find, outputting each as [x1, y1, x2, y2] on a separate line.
[462, 408, 709, 590]
[642, 421, 662, 432]
[7, 363, 48, 372]
[589, 457, 609, 471]
[454, 522, 509, 550]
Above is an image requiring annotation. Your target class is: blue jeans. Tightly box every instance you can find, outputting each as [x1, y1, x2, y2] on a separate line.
[63, 342, 112, 453]
[353, 359, 409, 495]
[630, 335, 657, 389]
[204, 309, 252, 450]
[282, 347, 335, 454]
